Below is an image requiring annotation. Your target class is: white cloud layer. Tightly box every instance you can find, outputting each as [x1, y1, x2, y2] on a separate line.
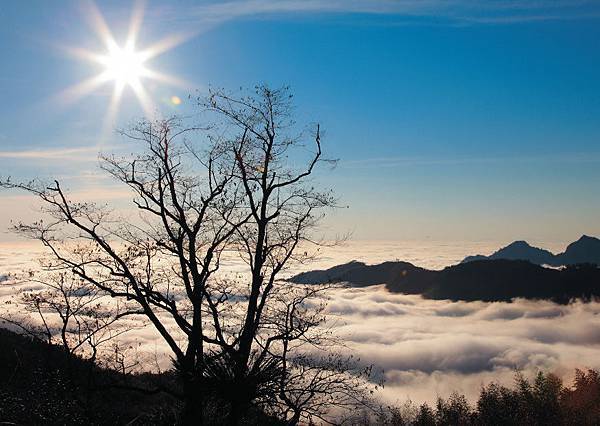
[326, 285, 600, 403]
[151, 0, 600, 28]
[1, 240, 599, 405]
[0, 146, 102, 161]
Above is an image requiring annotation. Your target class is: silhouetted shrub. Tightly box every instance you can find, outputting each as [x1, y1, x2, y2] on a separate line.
[561, 368, 600, 425]
[379, 370, 600, 426]
[436, 392, 473, 425]
[414, 403, 436, 426]
[477, 382, 521, 425]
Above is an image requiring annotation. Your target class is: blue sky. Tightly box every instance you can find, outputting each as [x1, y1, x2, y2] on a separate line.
[1, 1, 600, 242]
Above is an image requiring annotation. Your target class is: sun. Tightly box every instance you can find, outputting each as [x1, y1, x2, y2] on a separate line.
[57, 1, 191, 133]
[100, 44, 146, 87]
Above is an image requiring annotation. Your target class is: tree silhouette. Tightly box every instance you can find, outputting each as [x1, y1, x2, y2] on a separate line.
[1, 85, 374, 424]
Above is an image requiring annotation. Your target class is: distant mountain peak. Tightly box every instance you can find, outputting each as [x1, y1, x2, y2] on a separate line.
[505, 240, 532, 248]
[565, 235, 600, 250]
[462, 236, 600, 266]
[557, 235, 600, 265]
[490, 240, 554, 263]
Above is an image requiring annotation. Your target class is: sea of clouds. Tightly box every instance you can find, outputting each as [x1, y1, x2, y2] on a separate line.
[326, 285, 600, 404]
[1, 239, 599, 405]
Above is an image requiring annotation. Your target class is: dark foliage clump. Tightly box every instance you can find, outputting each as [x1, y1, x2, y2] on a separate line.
[561, 368, 600, 424]
[414, 403, 436, 425]
[364, 370, 600, 426]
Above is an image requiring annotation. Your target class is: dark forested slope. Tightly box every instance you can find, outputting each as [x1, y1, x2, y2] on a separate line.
[290, 259, 600, 303]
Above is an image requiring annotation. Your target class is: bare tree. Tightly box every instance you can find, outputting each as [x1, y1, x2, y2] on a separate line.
[1, 269, 138, 363]
[1, 85, 375, 424]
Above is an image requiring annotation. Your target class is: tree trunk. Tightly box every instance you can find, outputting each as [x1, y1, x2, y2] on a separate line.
[287, 411, 301, 426]
[227, 399, 248, 426]
[181, 378, 203, 425]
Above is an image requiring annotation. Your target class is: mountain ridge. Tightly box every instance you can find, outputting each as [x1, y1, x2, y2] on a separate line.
[289, 258, 600, 304]
[462, 235, 600, 266]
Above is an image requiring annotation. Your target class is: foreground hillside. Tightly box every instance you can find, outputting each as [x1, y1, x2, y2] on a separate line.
[0, 328, 179, 425]
[291, 259, 600, 303]
[0, 328, 285, 425]
[1, 327, 600, 425]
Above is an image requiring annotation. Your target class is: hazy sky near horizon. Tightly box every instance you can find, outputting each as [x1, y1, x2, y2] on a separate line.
[1, 0, 600, 242]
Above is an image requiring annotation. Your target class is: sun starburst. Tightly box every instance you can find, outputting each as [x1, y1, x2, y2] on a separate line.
[101, 44, 146, 86]
[58, 1, 191, 134]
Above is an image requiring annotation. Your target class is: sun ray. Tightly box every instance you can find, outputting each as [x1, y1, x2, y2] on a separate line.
[61, 46, 107, 65]
[55, 71, 113, 105]
[101, 81, 126, 140]
[138, 32, 196, 62]
[126, 0, 146, 50]
[140, 68, 193, 90]
[82, 0, 118, 52]
[129, 78, 155, 118]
